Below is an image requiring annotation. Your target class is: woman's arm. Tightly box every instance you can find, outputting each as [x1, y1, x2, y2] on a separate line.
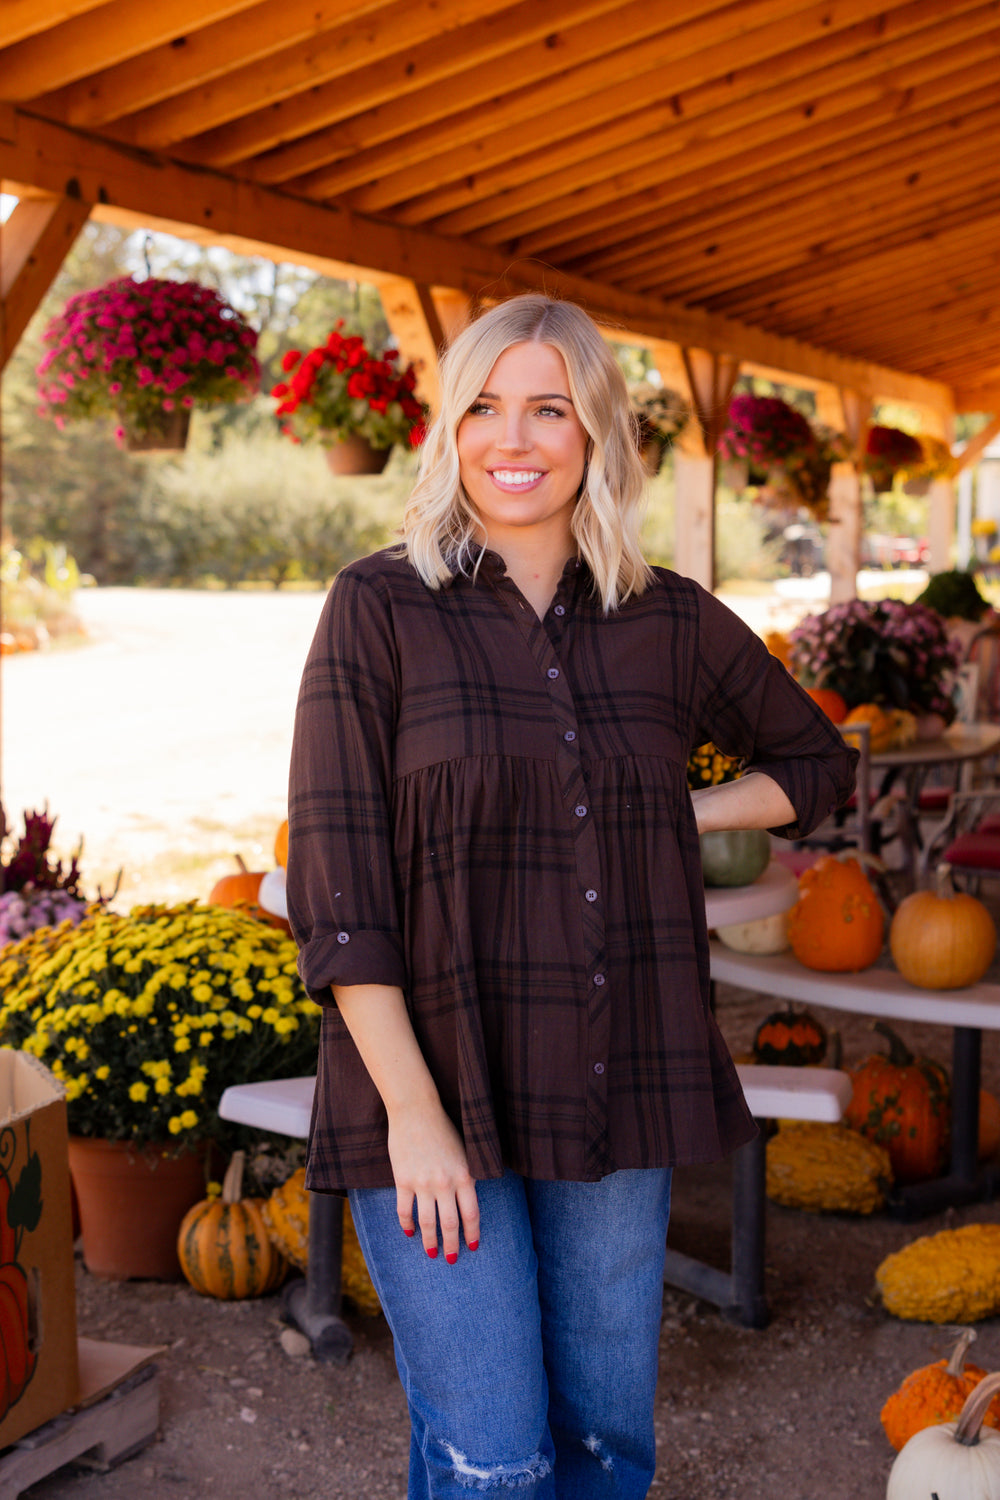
[332, 983, 480, 1262]
[690, 770, 796, 835]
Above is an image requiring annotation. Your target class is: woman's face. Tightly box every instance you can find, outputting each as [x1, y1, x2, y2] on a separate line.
[456, 341, 589, 554]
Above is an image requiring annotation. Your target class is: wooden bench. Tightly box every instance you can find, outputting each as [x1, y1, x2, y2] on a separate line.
[222, 1066, 852, 1339]
[710, 942, 1000, 1218]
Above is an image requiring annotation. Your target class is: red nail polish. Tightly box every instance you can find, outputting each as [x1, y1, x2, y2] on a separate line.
[467, 1239, 479, 1252]
[445, 1252, 458, 1264]
[426, 1246, 438, 1259]
[403, 1227, 415, 1238]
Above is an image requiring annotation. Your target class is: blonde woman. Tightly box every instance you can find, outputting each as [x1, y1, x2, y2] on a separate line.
[287, 295, 856, 1499]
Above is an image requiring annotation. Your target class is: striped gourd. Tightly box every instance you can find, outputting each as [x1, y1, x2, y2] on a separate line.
[177, 1151, 287, 1300]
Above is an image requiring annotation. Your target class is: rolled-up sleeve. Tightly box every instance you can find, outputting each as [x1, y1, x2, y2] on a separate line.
[286, 568, 407, 1003]
[692, 586, 858, 839]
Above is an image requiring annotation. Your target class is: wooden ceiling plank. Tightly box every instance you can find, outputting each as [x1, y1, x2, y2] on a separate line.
[97, 0, 519, 147]
[192, 0, 657, 173]
[2, 0, 109, 49]
[388, 1, 996, 232]
[794, 295, 1000, 361]
[509, 57, 1000, 261]
[1, 192, 90, 370]
[572, 108, 1000, 285]
[28, 0, 431, 131]
[1, 0, 261, 98]
[624, 177, 1000, 303]
[546, 81, 1000, 270]
[0, 107, 953, 415]
[293, 0, 877, 204]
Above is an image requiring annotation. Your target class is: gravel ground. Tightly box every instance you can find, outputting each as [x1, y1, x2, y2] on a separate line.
[9, 585, 1000, 1498]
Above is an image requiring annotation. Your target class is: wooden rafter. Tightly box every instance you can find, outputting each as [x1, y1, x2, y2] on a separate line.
[0, 192, 90, 371]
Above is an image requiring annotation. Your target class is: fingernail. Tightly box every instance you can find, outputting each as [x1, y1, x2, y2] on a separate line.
[467, 1239, 479, 1252]
[425, 1246, 438, 1259]
[445, 1252, 458, 1265]
[403, 1227, 415, 1238]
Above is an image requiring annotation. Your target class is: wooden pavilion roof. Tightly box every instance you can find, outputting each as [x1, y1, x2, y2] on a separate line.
[3, 0, 1000, 424]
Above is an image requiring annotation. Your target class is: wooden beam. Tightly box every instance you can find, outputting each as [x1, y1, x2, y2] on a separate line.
[3, 0, 107, 49]
[29, 0, 402, 128]
[388, 4, 995, 233]
[373, 277, 447, 412]
[0, 109, 955, 415]
[0, 193, 90, 371]
[97, 0, 516, 148]
[2, 0, 261, 98]
[290, 0, 839, 203]
[189, 0, 626, 173]
[954, 416, 1000, 473]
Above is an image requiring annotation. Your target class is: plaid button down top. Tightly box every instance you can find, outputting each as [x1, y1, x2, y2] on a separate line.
[288, 547, 857, 1191]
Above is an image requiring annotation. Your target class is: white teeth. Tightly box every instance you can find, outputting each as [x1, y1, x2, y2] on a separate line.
[493, 470, 542, 485]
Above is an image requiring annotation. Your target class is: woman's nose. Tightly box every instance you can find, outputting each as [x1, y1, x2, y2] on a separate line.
[496, 409, 528, 451]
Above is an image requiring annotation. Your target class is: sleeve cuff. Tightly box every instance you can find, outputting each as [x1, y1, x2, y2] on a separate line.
[296, 927, 407, 1003]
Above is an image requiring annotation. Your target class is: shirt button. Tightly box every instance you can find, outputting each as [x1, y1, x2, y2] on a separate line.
[574, 804, 588, 818]
[336, 931, 350, 944]
[585, 889, 598, 902]
[593, 1062, 606, 1075]
[547, 667, 560, 680]
[554, 604, 566, 617]
[563, 730, 576, 743]
[593, 973, 606, 986]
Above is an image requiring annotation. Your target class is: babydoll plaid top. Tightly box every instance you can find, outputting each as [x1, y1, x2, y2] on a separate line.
[288, 547, 857, 1191]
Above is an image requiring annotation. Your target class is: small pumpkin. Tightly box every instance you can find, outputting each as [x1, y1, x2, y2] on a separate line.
[274, 818, 289, 868]
[765, 1121, 892, 1214]
[177, 1151, 287, 1300]
[209, 856, 291, 934]
[877, 1224, 1000, 1323]
[881, 1329, 1000, 1452]
[752, 1003, 827, 1066]
[845, 1020, 951, 1184]
[890, 862, 997, 990]
[887, 1368, 1000, 1498]
[842, 701, 897, 752]
[786, 852, 885, 972]
[804, 686, 848, 723]
[698, 828, 771, 888]
[263, 1168, 381, 1317]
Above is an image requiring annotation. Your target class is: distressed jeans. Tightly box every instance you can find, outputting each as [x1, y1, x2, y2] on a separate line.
[348, 1168, 672, 1498]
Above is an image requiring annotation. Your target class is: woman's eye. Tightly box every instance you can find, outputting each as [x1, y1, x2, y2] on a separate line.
[466, 400, 494, 416]
[537, 404, 567, 418]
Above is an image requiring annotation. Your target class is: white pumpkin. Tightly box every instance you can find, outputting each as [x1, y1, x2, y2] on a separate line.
[715, 909, 790, 955]
[887, 1370, 1000, 1499]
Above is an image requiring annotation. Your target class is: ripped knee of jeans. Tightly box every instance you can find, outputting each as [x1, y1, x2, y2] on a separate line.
[440, 1440, 552, 1490]
[583, 1433, 614, 1472]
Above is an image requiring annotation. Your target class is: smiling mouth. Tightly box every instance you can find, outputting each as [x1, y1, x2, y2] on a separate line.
[490, 469, 544, 487]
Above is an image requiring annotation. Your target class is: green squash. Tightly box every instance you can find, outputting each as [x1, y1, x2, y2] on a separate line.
[699, 828, 771, 887]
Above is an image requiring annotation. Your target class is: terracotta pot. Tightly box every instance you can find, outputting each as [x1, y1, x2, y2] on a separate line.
[914, 711, 948, 741]
[67, 1136, 207, 1280]
[323, 433, 392, 475]
[122, 407, 192, 453]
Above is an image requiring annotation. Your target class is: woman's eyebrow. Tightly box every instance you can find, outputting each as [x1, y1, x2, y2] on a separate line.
[476, 389, 574, 402]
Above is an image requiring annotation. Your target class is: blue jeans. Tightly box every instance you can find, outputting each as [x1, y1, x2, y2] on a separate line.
[349, 1168, 672, 1498]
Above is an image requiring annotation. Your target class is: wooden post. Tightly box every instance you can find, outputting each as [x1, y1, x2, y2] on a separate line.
[815, 386, 873, 602]
[673, 450, 716, 591]
[927, 479, 956, 574]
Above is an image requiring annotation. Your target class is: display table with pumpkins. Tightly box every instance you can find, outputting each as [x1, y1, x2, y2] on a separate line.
[709, 851, 1000, 1220]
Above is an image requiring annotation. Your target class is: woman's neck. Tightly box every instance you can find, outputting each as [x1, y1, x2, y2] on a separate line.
[490, 533, 575, 619]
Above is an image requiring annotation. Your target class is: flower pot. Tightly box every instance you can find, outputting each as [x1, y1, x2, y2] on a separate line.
[67, 1136, 207, 1280]
[914, 711, 948, 741]
[323, 433, 392, 475]
[122, 408, 191, 453]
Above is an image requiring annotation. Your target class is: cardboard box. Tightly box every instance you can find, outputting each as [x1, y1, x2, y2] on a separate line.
[0, 1049, 78, 1449]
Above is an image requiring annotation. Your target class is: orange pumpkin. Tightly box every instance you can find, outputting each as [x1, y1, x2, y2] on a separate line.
[274, 819, 289, 868]
[209, 859, 291, 934]
[890, 864, 997, 990]
[845, 1020, 951, 1184]
[787, 854, 885, 972]
[805, 687, 848, 723]
[842, 702, 897, 752]
[880, 1329, 1000, 1451]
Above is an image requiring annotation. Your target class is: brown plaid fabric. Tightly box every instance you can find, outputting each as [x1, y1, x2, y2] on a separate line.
[288, 548, 857, 1191]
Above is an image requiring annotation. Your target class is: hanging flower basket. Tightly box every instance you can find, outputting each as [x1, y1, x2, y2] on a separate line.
[36, 277, 260, 449]
[862, 424, 924, 494]
[627, 382, 691, 474]
[717, 394, 845, 519]
[272, 324, 426, 460]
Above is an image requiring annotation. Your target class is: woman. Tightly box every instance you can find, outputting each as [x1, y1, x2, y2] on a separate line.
[287, 294, 857, 1499]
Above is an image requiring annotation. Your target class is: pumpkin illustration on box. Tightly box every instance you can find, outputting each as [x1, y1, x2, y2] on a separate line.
[0, 1123, 40, 1421]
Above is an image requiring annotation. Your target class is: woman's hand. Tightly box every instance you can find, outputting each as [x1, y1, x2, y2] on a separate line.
[331, 982, 481, 1262]
[387, 1100, 480, 1262]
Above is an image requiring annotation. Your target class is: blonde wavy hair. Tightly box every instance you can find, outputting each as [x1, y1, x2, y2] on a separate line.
[400, 294, 652, 613]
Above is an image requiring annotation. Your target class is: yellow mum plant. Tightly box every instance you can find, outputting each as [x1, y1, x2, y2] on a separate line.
[0, 902, 319, 1151]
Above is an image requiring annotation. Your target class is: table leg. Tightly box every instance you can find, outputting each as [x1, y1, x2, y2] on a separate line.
[281, 1191, 353, 1364]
